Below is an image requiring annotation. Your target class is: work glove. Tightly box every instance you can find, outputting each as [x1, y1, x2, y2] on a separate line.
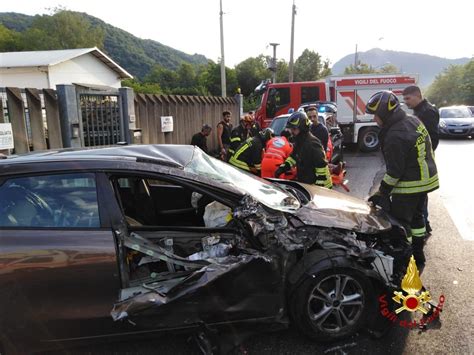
[368, 191, 391, 212]
[274, 165, 287, 178]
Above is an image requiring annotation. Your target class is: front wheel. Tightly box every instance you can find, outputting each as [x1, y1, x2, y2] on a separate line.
[358, 127, 380, 152]
[289, 268, 373, 341]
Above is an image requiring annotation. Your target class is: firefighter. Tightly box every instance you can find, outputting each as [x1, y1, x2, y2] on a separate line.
[274, 112, 332, 188]
[228, 115, 253, 156]
[229, 128, 275, 175]
[261, 130, 293, 179]
[366, 91, 439, 267]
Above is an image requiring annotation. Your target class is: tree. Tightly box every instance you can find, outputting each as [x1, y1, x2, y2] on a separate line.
[0, 25, 22, 51]
[294, 49, 329, 82]
[235, 55, 268, 96]
[20, 10, 104, 50]
[199, 61, 238, 97]
[379, 63, 399, 74]
[426, 62, 473, 106]
[122, 78, 162, 94]
[344, 63, 377, 74]
[145, 65, 179, 91]
[276, 59, 289, 83]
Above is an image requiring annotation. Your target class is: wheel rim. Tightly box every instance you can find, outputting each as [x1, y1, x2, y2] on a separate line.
[363, 131, 379, 148]
[307, 274, 365, 333]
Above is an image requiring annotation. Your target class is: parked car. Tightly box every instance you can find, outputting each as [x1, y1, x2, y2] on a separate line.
[0, 145, 411, 353]
[468, 106, 474, 116]
[438, 106, 474, 138]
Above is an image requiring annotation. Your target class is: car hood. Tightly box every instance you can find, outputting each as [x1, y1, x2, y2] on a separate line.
[441, 118, 474, 126]
[292, 183, 392, 234]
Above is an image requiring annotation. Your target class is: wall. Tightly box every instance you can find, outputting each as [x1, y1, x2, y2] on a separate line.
[0, 67, 49, 89]
[49, 53, 122, 89]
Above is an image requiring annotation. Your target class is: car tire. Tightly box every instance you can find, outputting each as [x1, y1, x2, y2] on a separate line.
[358, 127, 380, 152]
[289, 267, 374, 342]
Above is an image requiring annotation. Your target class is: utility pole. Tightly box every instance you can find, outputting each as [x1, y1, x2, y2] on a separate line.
[269, 43, 279, 83]
[219, 0, 227, 97]
[354, 43, 358, 70]
[288, 0, 296, 82]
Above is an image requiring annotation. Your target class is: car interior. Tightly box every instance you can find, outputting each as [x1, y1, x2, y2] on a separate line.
[110, 175, 242, 287]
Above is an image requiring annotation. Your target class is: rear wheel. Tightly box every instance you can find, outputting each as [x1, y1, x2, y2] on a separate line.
[358, 127, 380, 152]
[289, 268, 373, 341]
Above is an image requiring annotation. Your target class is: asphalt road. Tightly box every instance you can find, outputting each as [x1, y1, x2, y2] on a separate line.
[49, 138, 474, 355]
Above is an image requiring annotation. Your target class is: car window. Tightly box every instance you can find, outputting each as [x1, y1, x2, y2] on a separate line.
[270, 116, 289, 135]
[301, 86, 320, 104]
[0, 173, 100, 228]
[267, 88, 291, 119]
[440, 108, 471, 118]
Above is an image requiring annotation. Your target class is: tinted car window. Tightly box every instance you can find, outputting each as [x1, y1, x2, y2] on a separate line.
[270, 116, 289, 135]
[301, 86, 320, 104]
[267, 88, 291, 118]
[0, 173, 99, 228]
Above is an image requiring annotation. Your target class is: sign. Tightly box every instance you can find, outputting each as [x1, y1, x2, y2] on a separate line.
[161, 116, 174, 133]
[336, 76, 417, 88]
[0, 123, 14, 150]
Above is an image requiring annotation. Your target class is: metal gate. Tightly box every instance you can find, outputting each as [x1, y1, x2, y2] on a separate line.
[79, 92, 124, 147]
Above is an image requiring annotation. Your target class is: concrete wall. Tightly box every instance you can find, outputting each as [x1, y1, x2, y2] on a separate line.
[49, 54, 122, 89]
[0, 67, 49, 89]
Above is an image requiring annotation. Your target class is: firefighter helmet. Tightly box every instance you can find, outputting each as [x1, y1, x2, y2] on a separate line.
[365, 91, 400, 120]
[286, 111, 310, 133]
[259, 128, 275, 142]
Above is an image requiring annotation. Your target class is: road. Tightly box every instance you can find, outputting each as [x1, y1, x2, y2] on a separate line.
[50, 138, 474, 355]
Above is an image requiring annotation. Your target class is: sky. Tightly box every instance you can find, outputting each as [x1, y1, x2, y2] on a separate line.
[2, 0, 473, 67]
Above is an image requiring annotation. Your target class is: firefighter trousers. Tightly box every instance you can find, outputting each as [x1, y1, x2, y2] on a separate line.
[390, 193, 427, 241]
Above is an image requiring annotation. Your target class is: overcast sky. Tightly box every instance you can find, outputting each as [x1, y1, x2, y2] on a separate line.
[3, 0, 473, 67]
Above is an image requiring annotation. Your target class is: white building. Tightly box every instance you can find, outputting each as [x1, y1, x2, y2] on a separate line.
[0, 47, 133, 89]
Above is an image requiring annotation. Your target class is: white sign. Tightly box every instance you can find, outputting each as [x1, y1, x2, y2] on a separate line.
[0, 123, 14, 150]
[161, 116, 174, 133]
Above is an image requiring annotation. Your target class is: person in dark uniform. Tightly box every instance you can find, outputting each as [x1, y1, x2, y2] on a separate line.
[402, 85, 440, 234]
[190, 124, 212, 153]
[229, 128, 274, 175]
[274, 111, 332, 188]
[217, 111, 233, 160]
[307, 106, 329, 151]
[366, 91, 439, 267]
[229, 115, 253, 156]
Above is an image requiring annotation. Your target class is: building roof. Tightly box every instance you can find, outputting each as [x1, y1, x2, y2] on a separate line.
[0, 47, 133, 79]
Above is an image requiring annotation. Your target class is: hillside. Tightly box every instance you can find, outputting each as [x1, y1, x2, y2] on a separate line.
[332, 48, 470, 87]
[0, 12, 209, 78]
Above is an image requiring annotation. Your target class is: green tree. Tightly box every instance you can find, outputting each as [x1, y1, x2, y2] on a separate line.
[426, 62, 473, 106]
[20, 10, 104, 50]
[379, 63, 399, 74]
[294, 49, 329, 81]
[344, 63, 377, 74]
[145, 65, 179, 91]
[122, 78, 162, 94]
[199, 61, 238, 97]
[276, 59, 289, 83]
[235, 55, 268, 96]
[0, 24, 22, 51]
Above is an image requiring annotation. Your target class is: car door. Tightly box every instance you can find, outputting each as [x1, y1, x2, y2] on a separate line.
[108, 173, 285, 330]
[0, 172, 121, 348]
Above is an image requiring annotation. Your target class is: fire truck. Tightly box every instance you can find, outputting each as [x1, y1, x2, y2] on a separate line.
[254, 73, 419, 151]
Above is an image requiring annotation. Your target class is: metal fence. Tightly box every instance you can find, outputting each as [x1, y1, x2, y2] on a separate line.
[134, 94, 240, 152]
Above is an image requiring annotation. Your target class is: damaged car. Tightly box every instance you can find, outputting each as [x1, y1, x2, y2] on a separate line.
[0, 145, 411, 354]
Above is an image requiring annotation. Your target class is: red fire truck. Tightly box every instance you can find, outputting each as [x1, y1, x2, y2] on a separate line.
[254, 74, 418, 151]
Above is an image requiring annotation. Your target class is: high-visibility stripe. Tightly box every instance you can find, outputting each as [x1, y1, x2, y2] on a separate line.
[315, 166, 332, 189]
[286, 156, 297, 167]
[230, 137, 241, 142]
[229, 156, 250, 171]
[383, 173, 399, 186]
[411, 227, 426, 237]
[395, 174, 438, 188]
[392, 179, 439, 194]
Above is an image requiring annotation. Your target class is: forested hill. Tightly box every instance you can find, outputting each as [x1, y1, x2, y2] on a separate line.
[0, 11, 209, 78]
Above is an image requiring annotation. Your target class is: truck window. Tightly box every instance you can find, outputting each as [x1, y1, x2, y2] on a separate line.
[267, 87, 290, 119]
[301, 86, 320, 104]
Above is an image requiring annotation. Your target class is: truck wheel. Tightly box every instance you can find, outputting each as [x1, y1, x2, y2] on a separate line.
[289, 268, 373, 342]
[358, 127, 380, 152]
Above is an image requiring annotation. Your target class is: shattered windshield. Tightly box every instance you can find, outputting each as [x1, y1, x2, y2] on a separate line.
[184, 148, 300, 211]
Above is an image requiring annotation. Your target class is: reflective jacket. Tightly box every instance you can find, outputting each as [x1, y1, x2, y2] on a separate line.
[229, 136, 264, 172]
[379, 108, 439, 195]
[261, 136, 293, 178]
[229, 125, 250, 155]
[283, 132, 332, 188]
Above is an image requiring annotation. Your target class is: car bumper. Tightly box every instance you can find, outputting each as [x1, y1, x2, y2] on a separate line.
[439, 126, 474, 137]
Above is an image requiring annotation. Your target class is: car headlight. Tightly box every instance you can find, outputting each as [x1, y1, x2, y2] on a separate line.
[439, 120, 447, 128]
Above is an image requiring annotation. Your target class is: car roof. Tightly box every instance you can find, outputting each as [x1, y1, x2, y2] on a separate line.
[439, 105, 470, 110]
[0, 144, 196, 168]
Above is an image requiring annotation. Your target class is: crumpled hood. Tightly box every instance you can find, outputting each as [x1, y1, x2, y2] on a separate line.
[292, 183, 392, 234]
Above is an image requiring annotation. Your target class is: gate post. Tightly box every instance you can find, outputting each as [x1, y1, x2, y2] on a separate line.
[57, 84, 82, 148]
[119, 87, 137, 144]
